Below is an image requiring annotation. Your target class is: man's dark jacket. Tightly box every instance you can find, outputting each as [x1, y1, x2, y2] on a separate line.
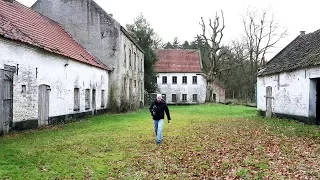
[149, 99, 171, 120]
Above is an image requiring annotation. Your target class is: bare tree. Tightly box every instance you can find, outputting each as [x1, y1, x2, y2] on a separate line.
[242, 8, 287, 101]
[197, 11, 227, 102]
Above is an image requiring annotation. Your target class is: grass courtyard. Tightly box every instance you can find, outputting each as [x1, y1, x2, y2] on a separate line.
[0, 104, 319, 179]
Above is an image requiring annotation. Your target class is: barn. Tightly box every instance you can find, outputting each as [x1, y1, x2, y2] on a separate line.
[257, 30, 320, 125]
[0, 0, 110, 135]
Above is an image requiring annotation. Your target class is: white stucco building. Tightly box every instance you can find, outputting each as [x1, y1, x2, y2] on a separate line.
[0, 1, 110, 135]
[32, 0, 144, 110]
[155, 49, 207, 104]
[257, 30, 320, 125]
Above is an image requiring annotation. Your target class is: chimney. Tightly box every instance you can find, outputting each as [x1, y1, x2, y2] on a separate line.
[4, 0, 14, 2]
[109, 14, 113, 17]
[300, 31, 306, 36]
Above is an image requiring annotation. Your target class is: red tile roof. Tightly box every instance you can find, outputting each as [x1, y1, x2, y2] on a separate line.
[156, 49, 202, 73]
[0, 0, 108, 70]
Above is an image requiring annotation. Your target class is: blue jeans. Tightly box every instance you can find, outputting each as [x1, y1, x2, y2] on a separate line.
[153, 119, 164, 144]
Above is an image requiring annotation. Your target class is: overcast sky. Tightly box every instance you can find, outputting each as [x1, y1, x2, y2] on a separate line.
[18, 0, 320, 60]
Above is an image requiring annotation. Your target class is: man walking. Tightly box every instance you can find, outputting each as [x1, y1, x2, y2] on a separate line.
[149, 94, 171, 145]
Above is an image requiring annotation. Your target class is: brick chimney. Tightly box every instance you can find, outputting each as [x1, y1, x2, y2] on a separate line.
[300, 31, 306, 36]
[4, 0, 14, 3]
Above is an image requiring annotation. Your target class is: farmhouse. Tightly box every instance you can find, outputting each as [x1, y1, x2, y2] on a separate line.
[0, 0, 110, 135]
[32, 0, 145, 110]
[257, 30, 320, 125]
[155, 49, 207, 104]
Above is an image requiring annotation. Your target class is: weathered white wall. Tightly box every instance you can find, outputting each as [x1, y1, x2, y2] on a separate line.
[257, 67, 320, 118]
[119, 32, 144, 106]
[0, 38, 109, 122]
[209, 82, 226, 103]
[157, 73, 206, 104]
[32, 0, 145, 109]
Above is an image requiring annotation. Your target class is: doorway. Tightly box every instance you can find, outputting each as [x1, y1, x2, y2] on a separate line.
[0, 68, 14, 135]
[266, 86, 272, 118]
[38, 85, 50, 126]
[316, 79, 320, 125]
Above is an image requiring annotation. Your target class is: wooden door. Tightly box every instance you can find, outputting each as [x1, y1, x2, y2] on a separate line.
[266, 86, 273, 118]
[0, 69, 13, 135]
[38, 85, 50, 126]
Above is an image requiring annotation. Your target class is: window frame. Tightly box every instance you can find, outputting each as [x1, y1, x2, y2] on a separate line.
[182, 76, 187, 84]
[101, 90, 105, 108]
[129, 49, 132, 68]
[124, 44, 126, 65]
[85, 89, 90, 110]
[162, 76, 167, 84]
[172, 94, 177, 102]
[134, 52, 137, 70]
[74, 88, 80, 111]
[192, 94, 198, 102]
[192, 76, 197, 84]
[172, 76, 177, 84]
[182, 94, 187, 102]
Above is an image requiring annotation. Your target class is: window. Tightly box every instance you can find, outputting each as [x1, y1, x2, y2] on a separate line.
[182, 94, 187, 102]
[141, 83, 144, 100]
[124, 44, 126, 64]
[74, 88, 80, 111]
[129, 79, 133, 98]
[101, 90, 105, 108]
[141, 58, 143, 71]
[21, 85, 26, 93]
[182, 76, 187, 84]
[123, 77, 127, 97]
[172, 94, 177, 102]
[162, 94, 166, 101]
[154, 77, 157, 84]
[85, 89, 90, 110]
[134, 80, 137, 88]
[162, 76, 167, 84]
[137, 55, 140, 72]
[172, 76, 177, 84]
[192, 94, 198, 102]
[192, 76, 197, 84]
[92, 89, 96, 109]
[134, 52, 137, 70]
[129, 49, 132, 67]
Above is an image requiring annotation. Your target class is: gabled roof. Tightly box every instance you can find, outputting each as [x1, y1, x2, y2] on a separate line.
[258, 29, 320, 76]
[155, 49, 202, 73]
[0, 0, 108, 70]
